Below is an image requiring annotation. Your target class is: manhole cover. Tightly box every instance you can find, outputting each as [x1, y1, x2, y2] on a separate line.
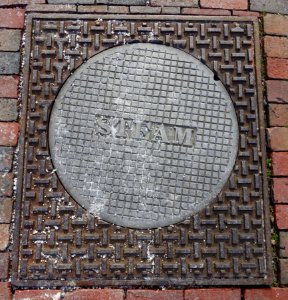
[49, 43, 238, 229]
[13, 15, 272, 288]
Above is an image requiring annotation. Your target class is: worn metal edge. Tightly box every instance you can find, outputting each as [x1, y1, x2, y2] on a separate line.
[12, 13, 270, 288]
[253, 19, 273, 286]
[11, 15, 33, 288]
[25, 12, 258, 22]
[12, 276, 272, 289]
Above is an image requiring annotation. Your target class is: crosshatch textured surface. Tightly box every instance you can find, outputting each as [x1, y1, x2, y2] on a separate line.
[49, 43, 239, 229]
[13, 15, 271, 287]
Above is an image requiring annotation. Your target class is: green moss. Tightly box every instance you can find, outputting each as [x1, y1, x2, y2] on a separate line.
[272, 230, 279, 244]
[266, 158, 272, 179]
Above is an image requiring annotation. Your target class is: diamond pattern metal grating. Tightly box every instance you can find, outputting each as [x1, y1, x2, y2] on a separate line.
[12, 14, 272, 287]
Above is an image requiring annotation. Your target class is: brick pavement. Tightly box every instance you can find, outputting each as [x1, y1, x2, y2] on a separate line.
[0, 0, 288, 299]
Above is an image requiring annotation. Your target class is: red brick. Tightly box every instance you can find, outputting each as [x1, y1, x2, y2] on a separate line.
[265, 36, 288, 59]
[15, 290, 62, 300]
[232, 10, 260, 16]
[0, 224, 10, 251]
[275, 205, 288, 229]
[182, 8, 231, 15]
[0, 199, 13, 223]
[151, 0, 198, 7]
[268, 127, 288, 151]
[0, 8, 24, 29]
[267, 80, 288, 104]
[0, 76, 19, 98]
[0, 173, 13, 197]
[267, 58, 288, 79]
[0, 252, 9, 280]
[0, 282, 11, 300]
[127, 290, 183, 300]
[245, 288, 288, 300]
[269, 104, 288, 127]
[280, 259, 288, 285]
[0, 122, 19, 146]
[264, 14, 288, 36]
[272, 152, 288, 176]
[280, 231, 288, 257]
[64, 289, 124, 300]
[185, 289, 241, 300]
[200, 0, 247, 10]
[273, 178, 288, 204]
[0, 0, 45, 6]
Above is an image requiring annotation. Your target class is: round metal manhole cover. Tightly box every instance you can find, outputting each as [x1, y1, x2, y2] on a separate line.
[49, 43, 239, 229]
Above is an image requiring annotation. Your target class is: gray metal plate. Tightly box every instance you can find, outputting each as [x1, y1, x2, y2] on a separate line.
[49, 43, 238, 229]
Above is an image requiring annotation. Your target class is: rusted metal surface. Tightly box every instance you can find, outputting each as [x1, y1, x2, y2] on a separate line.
[13, 14, 272, 287]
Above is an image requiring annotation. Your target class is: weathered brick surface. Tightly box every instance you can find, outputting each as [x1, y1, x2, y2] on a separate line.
[264, 14, 288, 36]
[0, 199, 13, 223]
[272, 152, 288, 176]
[280, 259, 288, 285]
[0, 8, 25, 29]
[48, 0, 146, 3]
[151, 0, 198, 7]
[127, 290, 183, 300]
[0, 282, 11, 300]
[64, 289, 124, 300]
[0, 52, 20, 75]
[268, 127, 288, 151]
[0, 0, 45, 6]
[0, 252, 9, 280]
[0, 30, 21, 51]
[162, 6, 181, 14]
[0, 147, 14, 172]
[275, 205, 288, 229]
[26, 4, 77, 12]
[273, 178, 288, 204]
[267, 58, 288, 79]
[267, 80, 288, 104]
[15, 290, 62, 300]
[0, 224, 10, 251]
[0, 98, 18, 121]
[78, 5, 108, 13]
[97, 0, 146, 4]
[200, 0, 247, 10]
[250, 0, 288, 14]
[130, 6, 162, 14]
[245, 288, 288, 300]
[232, 10, 260, 16]
[0, 76, 19, 98]
[108, 6, 129, 13]
[185, 289, 241, 300]
[0, 173, 13, 197]
[0, 122, 19, 146]
[182, 8, 231, 15]
[264, 36, 288, 59]
[280, 232, 288, 257]
[48, 0, 94, 3]
[269, 104, 288, 127]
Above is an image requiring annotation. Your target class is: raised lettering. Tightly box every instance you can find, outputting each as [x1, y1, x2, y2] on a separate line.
[95, 119, 111, 135]
[173, 127, 195, 146]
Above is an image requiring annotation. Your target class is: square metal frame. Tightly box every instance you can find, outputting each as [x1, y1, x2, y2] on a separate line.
[12, 13, 272, 288]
